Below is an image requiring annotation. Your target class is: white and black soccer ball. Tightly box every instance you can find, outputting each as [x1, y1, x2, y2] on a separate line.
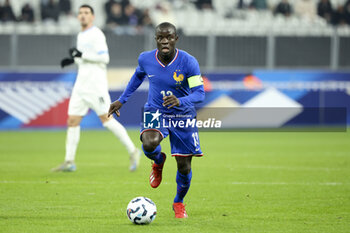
[126, 196, 157, 225]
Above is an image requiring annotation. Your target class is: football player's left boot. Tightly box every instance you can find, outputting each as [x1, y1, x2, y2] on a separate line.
[129, 148, 141, 172]
[51, 161, 76, 172]
[173, 202, 188, 218]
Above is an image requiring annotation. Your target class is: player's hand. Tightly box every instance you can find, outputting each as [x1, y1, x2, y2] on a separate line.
[60, 58, 74, 68]
[69, 48, 82, 58]
[163, 95, 180, 109]
[108, 100, 123, 117]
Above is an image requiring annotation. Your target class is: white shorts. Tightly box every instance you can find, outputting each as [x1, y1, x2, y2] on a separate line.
[68, 91, 111, 116]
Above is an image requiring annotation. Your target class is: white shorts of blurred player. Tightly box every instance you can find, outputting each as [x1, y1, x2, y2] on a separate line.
[68, 91, 111, 116]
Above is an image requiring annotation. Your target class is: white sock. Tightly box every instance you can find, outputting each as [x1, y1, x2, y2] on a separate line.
[64, 126, 80, 162]
[103, 119, 136, 154]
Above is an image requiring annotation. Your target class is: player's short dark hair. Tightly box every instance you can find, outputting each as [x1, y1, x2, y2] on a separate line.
[156, 22, 177, 35]
[79, 4, 94, 14]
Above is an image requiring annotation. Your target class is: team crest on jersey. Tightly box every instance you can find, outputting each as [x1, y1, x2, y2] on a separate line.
[173, 70, 184, 89]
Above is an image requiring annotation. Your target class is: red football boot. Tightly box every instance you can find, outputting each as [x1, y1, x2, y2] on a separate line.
[149, 152, 166, 188]
[173, 202, 188, 218]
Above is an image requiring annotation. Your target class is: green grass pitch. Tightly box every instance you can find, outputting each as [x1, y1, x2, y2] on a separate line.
[0, 130, 349, 233]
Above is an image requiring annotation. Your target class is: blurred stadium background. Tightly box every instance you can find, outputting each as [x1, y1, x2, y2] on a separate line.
[1, 1, 350, 232]
[0, 0, 349, 129]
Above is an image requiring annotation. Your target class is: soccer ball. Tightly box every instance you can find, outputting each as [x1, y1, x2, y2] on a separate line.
[126, 197, 157, 224]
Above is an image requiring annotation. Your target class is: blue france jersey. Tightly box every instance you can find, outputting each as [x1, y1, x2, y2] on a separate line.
[118, 49, 204, 156]
[137, 49, 201, 114]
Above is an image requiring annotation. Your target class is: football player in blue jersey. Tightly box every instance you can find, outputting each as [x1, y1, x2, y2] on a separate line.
[108, 22, 205, 218]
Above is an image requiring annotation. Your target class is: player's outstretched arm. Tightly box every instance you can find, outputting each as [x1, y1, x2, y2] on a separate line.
[117, 67, 146, 104]
[108, 100, 123, 117]
[110, 57, 146, 115]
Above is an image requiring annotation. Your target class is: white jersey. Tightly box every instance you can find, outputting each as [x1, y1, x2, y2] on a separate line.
[73, 26, 110, 95]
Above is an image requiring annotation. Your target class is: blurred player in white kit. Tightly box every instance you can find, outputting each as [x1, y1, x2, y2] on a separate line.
[52, 4, 140, 172]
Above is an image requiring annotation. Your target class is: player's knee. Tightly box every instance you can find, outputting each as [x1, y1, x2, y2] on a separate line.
[67, 117, 80, 127]
[142, 138, 159, 152]
[99, 114, 109, 124]
[177, 158, 192, 175]
[142, 131, 162, 152]
[178, 164, 191, 175]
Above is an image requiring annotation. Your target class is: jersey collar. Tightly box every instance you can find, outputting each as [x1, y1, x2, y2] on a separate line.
[155, 49, 179, 68]
[81, 25, 95, 34]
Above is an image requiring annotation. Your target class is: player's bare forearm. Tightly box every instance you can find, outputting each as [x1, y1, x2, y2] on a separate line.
[108, 100, 123, 117]
[163, 95, 180, 109]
